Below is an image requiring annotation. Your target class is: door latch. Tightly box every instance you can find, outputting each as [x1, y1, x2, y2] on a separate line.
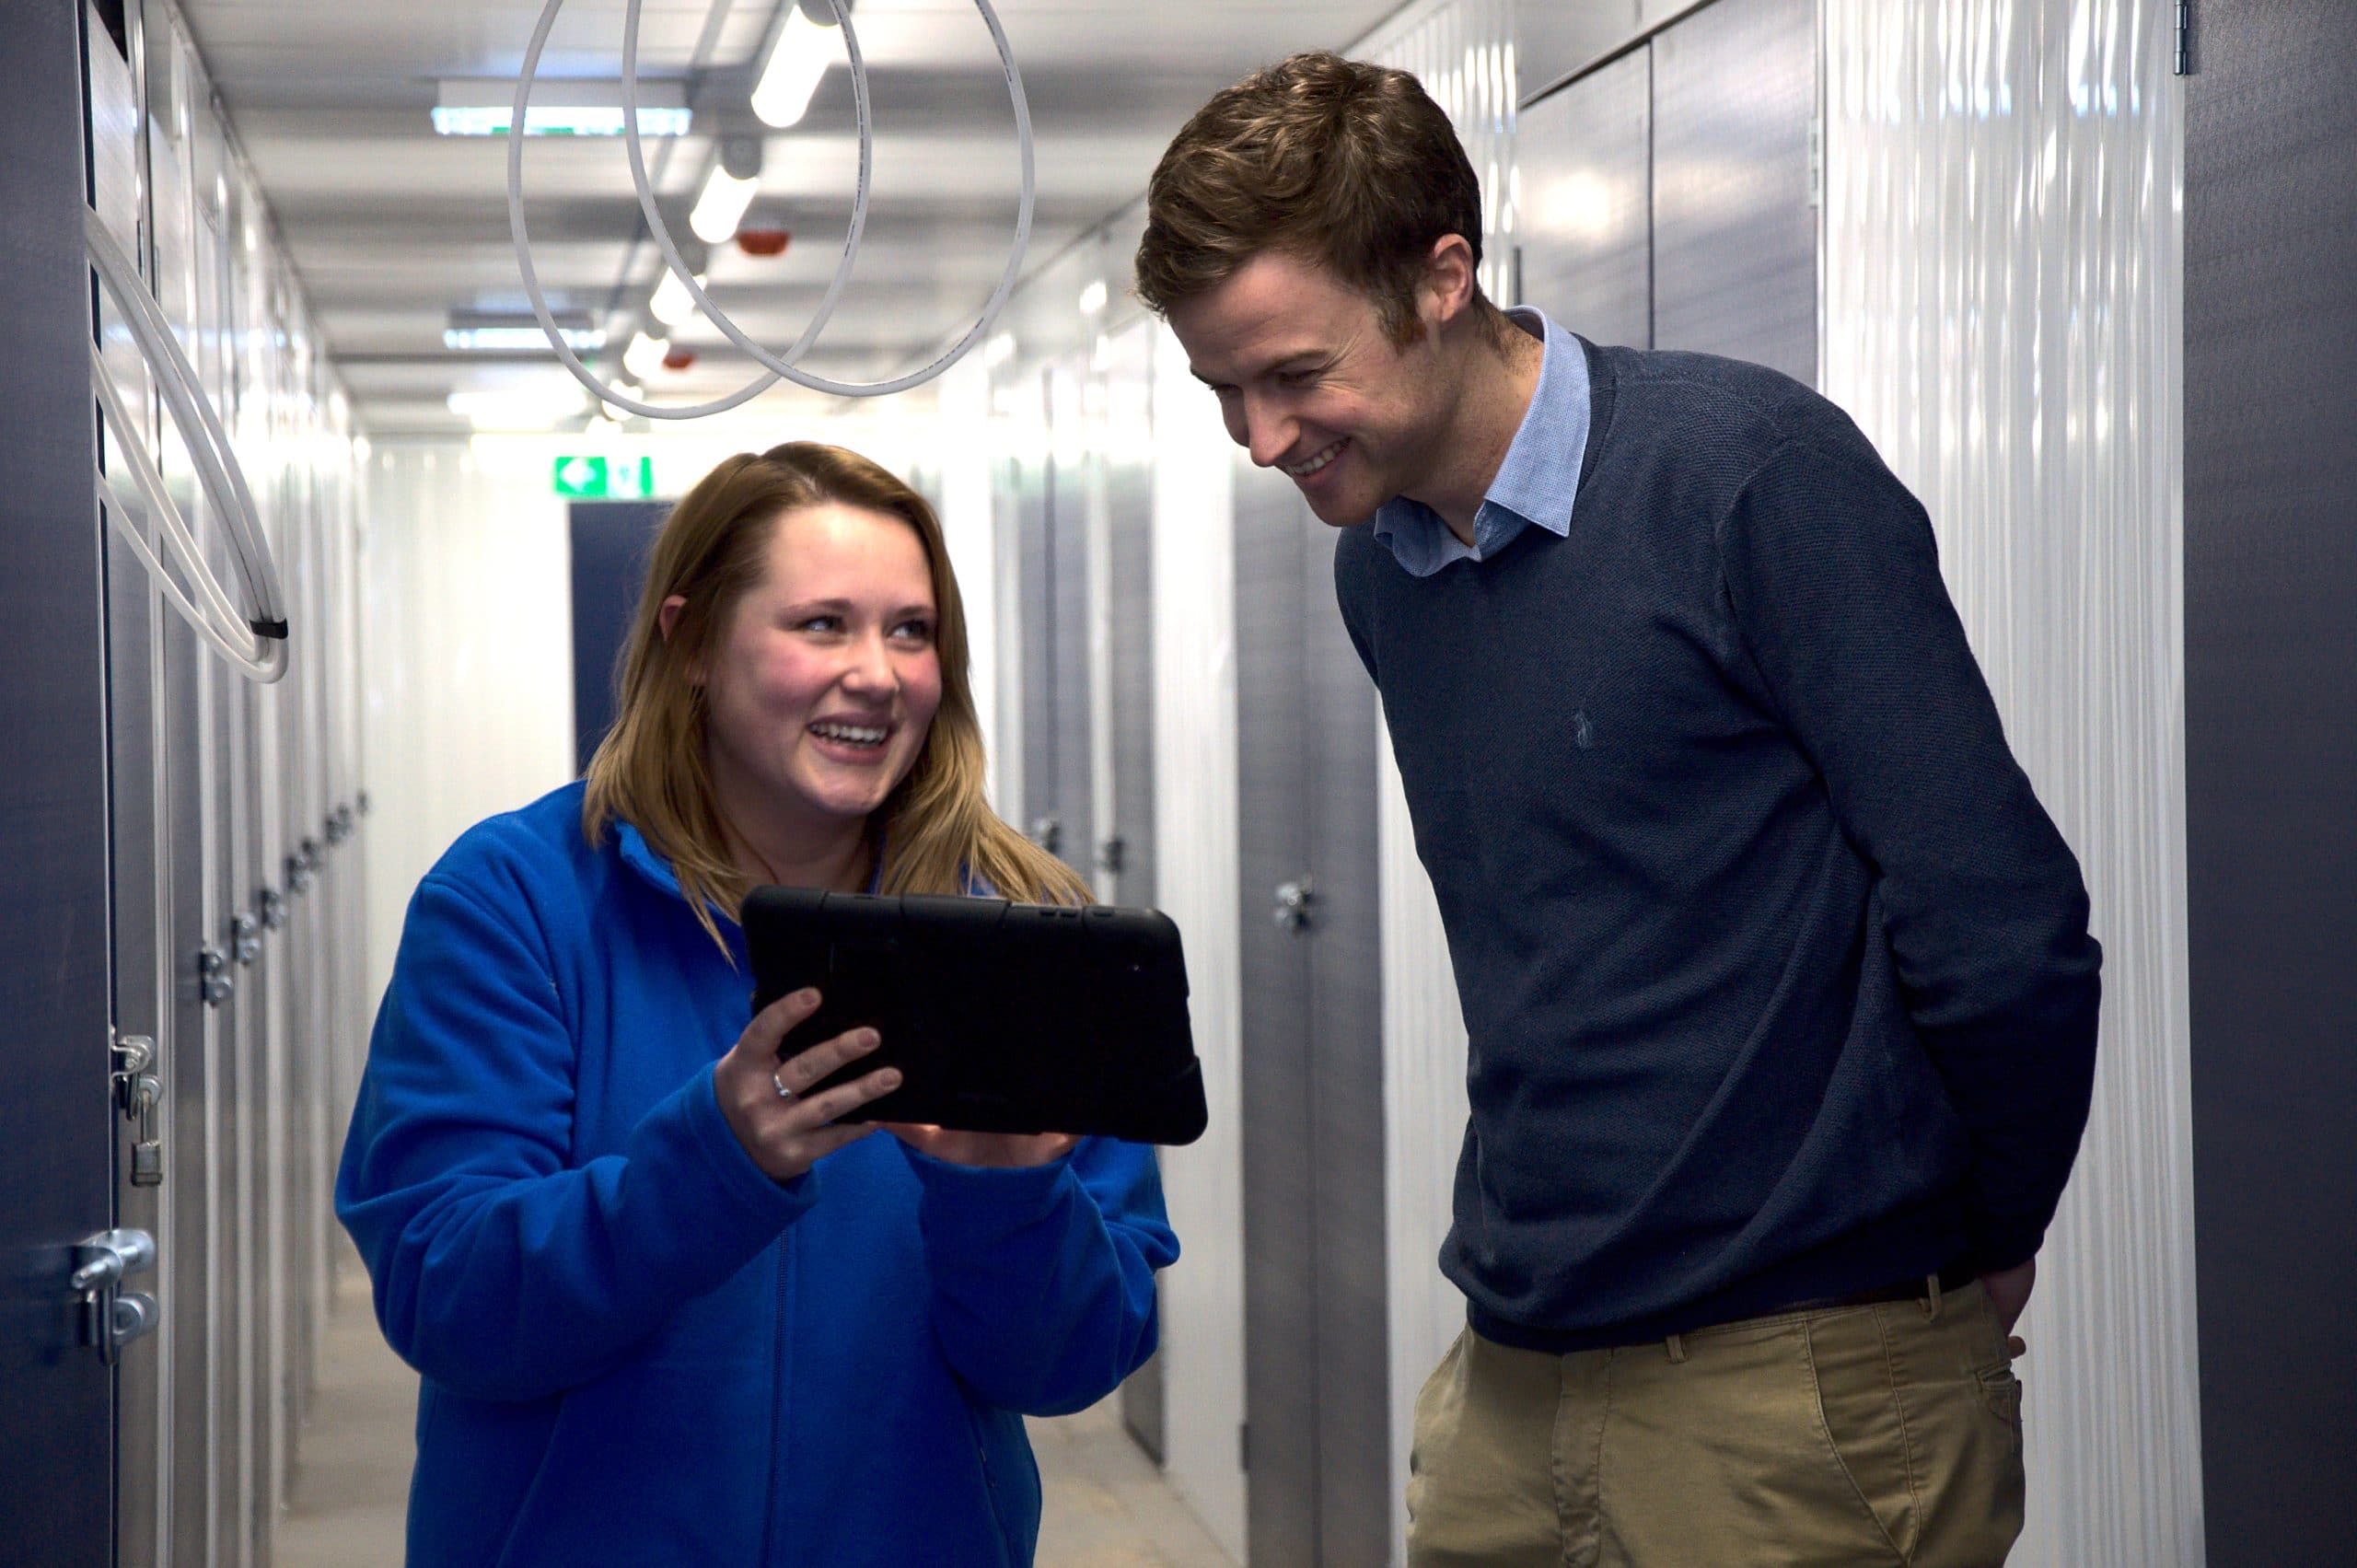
[197, 940, 233, 1005]
[231, 910, 261, 966]
[1273, 876, 1316, 935]
[112, 1033, 164, 1187]
[72, 1227, 159, 1364]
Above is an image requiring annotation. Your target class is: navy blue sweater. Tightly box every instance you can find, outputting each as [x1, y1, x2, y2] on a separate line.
[1335, 341, 2101, 1348]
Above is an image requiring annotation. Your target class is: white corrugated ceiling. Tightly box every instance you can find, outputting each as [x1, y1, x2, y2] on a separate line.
[179, 0, 1413, 433]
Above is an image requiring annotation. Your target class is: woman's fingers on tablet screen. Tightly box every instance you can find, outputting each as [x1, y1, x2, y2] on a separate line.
[780, 1026, 880, 1095]
[741, 986, 821, 1054]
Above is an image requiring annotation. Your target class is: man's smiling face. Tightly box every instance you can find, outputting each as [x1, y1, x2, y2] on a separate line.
[1167, 249, 1454, 528]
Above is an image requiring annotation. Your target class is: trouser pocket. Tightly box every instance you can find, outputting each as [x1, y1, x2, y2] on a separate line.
[1810, 1284, 2026, 1568]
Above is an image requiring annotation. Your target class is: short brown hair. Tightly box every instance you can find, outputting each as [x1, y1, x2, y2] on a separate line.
[582, 441, 1086, 953]
[1135, 51, 1496, 344]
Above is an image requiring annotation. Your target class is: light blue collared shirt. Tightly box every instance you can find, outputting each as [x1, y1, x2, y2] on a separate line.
[1367, 308, 1592, 577]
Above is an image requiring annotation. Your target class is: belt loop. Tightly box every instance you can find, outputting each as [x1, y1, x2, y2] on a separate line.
[1666, 1332, 1688, 1365]
[1923, 1272, 1943, 1321]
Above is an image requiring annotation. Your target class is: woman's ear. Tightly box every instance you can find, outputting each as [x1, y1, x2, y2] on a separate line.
[657, 595, 705, 685]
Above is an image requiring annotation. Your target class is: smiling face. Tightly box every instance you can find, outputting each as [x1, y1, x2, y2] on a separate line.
[694, 502, 943, 848]
[1167, 247, 1461, 528]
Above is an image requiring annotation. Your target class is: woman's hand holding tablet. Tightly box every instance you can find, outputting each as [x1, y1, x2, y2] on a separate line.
[714, 986, 903, 1180]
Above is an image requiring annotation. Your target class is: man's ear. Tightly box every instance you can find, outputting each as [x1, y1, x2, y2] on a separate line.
[1421, 233, 1480, 329]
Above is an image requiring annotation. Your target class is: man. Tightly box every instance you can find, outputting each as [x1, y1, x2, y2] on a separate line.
[1136, 52, 2100, 1567]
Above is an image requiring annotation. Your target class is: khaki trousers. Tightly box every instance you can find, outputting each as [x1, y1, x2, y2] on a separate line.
[1407, 1280, 2026, 1567]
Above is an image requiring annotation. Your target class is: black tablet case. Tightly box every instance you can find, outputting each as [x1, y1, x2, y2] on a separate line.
[742, 887, 1207, 1145]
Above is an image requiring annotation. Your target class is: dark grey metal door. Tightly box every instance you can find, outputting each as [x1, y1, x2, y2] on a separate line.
[1516, 44, 1653, 346]
[1299, 503, 1388, 1565]
[1006, 373, 1059, 859]
[1649, 0, 1818, 383]
[2184, 6, 2357, 1564]
[0, 3, 122, 1562]
[1234, 458, 1388, 1565]
[569, 501, 673, 773]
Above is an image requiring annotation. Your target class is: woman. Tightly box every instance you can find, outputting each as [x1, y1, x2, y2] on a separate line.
[337, 442, 1178, 1567]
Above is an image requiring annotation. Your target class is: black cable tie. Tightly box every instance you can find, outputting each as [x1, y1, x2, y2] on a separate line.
[250, 618, 289, 641]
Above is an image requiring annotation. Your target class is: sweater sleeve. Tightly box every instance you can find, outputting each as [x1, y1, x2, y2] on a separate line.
[335, 868, 814, 1402]
[1719, 434, 2102, 1272]
[900, 1136, 1178, 1415]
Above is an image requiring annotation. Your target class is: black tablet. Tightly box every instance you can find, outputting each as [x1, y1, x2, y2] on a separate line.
[742, 887, 1207, 1145]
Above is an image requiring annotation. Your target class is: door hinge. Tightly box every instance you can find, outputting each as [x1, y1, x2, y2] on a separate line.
[1806, 116, 1824, 209]
[1237, 1421, 1249, 1473]
[2175, 0, 2192, 75]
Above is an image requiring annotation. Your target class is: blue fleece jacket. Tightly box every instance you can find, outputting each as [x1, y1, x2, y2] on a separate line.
[335, 783, 1178, 1567]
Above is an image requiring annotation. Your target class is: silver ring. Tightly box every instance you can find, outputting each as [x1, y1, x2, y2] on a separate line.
[771, 1067, 796, 1101]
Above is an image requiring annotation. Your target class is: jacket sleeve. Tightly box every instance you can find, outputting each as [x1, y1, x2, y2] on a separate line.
[335, 867, 814, 1402]
[900, 1135, 1178, 1415]
[1719, 432, 2103, 1273]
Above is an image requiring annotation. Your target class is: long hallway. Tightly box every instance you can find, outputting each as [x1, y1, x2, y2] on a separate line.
[276, 1246, 1237, 1568]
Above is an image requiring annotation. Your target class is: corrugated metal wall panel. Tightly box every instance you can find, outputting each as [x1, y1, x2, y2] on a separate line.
[1820, 4, 2200, 1563]
[1146, 321, 1248, 1563]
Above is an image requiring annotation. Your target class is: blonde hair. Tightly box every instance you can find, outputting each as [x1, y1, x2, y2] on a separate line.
[583, 441, 1089, 952]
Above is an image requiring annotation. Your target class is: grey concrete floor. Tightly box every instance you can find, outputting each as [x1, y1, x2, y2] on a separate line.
[277, 1251, 1237, 1568]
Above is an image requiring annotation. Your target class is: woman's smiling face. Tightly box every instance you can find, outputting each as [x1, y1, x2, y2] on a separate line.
[696, 502, 943, 841]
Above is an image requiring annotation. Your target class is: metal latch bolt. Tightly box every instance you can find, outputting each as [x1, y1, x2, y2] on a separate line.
[72, 1228, 159, 1363]
[1273, 876, 1316, 935]
[231, 911, 261, 966]
[197, 940, 233, 1005]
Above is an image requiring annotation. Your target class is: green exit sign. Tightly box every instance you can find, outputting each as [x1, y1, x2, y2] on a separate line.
[552, 455, 656, 499]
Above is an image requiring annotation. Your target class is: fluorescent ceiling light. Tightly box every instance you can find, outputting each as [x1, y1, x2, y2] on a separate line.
[649, 270, 707, 329]
[622, 332, 672, 382]
[445, 325, 606, 352]
[431, 105, 692, 137]
[750, 6, 840, 130]
[447, 387, 587, 429]
[690, 166, 761, 244]
[981, 332, 1016, 370]
[435, 78, 691, 138]
[1078, 279, 1108, 317]
[446, 308, 604, 354]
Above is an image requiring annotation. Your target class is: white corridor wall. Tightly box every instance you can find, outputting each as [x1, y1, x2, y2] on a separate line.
[1147, 321, 1250, 1564]
[1821, 2, 2200, 1562]
[360, 443, 576, 1003]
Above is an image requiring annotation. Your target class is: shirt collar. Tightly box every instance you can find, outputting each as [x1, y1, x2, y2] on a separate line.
[1367, 308, 1592, 577]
